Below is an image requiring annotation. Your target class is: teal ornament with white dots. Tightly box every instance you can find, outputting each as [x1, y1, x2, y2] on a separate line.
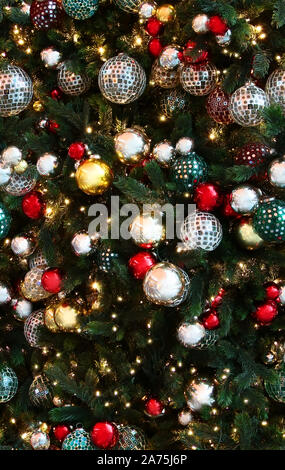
[171, 152, 208, 192]
[62, 428, 95, 450]
[253, 199, 285, 242]
[0, 203, 11, 240]
[62, 0, 99, 20]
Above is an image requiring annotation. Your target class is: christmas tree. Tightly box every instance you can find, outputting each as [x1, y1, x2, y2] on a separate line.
[0, 0, 285, 451]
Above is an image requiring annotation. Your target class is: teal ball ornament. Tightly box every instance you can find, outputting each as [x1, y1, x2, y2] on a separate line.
[0, 366, 18, 403]
[62, 0, 99, 19]
[0, 203, 11, 240]
[171, 152, 208, 192]
[62, 428, 95, 450]
[253, 199, 285, 242]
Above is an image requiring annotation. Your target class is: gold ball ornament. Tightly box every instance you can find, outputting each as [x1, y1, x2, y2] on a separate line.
[44, 306, 60, 332]
[54, 300, 82, 332]
[156, 4, 175, 23]
[14, 159, 28, 174]
[33, 100, 44, 112]
[75, 159, 113, 195]
[21, 268, 52, 302]
[234, 217, 265, 250]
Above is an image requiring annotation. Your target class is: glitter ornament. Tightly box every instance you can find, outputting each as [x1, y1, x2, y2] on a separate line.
[145, 17, 164, 36]
[194, 182, 223, 211]
[53, 425, 71, 442]
[118, 426, 146, 450]
[75, 158, 113, 195]
[0, 65, 33, 117]
[253, 300, 278, 325]
[71, 231, 99, 256]
[152, 140, 176, 167]
[178, 410, 193, 426]
[62, 428, 95, 450]
[24, 310, 45, 347]
[229, 83, 269, 127]
[143, 262, 190, 306]
[129, 211, 165, 248]
[128, 251, 156, 279]
[21, 268, 51, 302]
[58, 62, 91, 96]
[145, 397, 165, 417]
[175, 137, 194, 155]
[160, 88, 187, 118]
[0, 282, 11, 304]
[41, 268, 63, 294]
[206, 86, 233, 124]
[192, 14, 209, 33]
[230, 185, 261, 215]
[181, 211, 222, 251]
[14, 159, 29, 174]
[208, 15, 228, 35]
[138, 1, 156, 19]
[37, 152, 59, 176]
[29, 374, 53, 407]
[148, 38, 163, 57]
[186, 378, 215, 411]
[11, 234, 36, 257]
[5, 172, 36, 197]
[268, 158, 285, 188]
[253, 199, 285, 242]
[22, 191, 45, 219]
[68, 142, 85, 160]
[54, 300, 82, 331]
[1, 146, 22, 166]
[114, 0, 141, 12]
[62, 0, 99, 19]
[40, 47, 61, 68]
[159, 45, 181, 70]
[216, 29, 232, 46]
[171, 153, 208, 192]
[11, 298, 33, 321]
[29, 250, 48, 269]
[234, 217, 265, 250]
[265, 69, 285, 114]
[0, 203, 11, 239]
[98, 54, 146, 104]
[44, 306, 59, 332]
[156, 4, 175, 23]
[180, 62, 217, 96]
[30, 431, 50, 450]
[233, 142, 271, 167]
[0, 366, 18, 403]
[91, 422, 119, 449]
[30, 0, 63, 29]
[265, 367, 285, 403]
[114, 128, 150, 165]
[151, 59, 179, 88]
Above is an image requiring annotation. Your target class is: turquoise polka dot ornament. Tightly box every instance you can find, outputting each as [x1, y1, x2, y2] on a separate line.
[62, 0, 99, 20]
[62, 428, 95, 450]
[0, 203, 11, 240]
[253, 199, 285, 242]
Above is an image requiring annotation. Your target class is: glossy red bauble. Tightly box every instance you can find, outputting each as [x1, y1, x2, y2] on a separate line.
[194, 182, 223, 211]
[128, 252, 156, 279]
[211, 288, 226, 309]
[145, 398, 165, 417]
[53, 424, 71, 442]
[90, 422, 118, 449]
[47, 119, 60, 133]
[68, 142, 85, 160]
[148, 38, 163, 57]
[207, 15, 228, 35]
[202, 310, 220, 329]
[30, 0, 63, 30]
[51, 88, 63, 101]
[145, 17, 164, 36]
[22, 191, 45, 220]
[253, 300, 278, 325]
[41, 268, 63, 294]
[178, 40, 208, 64]
[264, 282, 280, 301]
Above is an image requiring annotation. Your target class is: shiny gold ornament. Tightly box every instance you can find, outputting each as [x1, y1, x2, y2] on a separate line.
[156, 4, 175, 23]
[14, 159, 28, 174]
[75, 158, 113, 195]
[44, 306, 60, 332]
[234, 217, 264, 250]
[21, 268, 52, 302]
[54, 301, 82, 332]
[33, 100, 44, 112]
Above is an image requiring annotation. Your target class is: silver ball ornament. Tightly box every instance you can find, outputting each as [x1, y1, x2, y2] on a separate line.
[0, 163, 12, 186]
[0, 282, 11, 304]
[181, 211, 223, 251]
[178, 410, 193, 426]
[0, 366, 18, 403]
[152, 140, 176, 167]
[279, 284, 285, 306]
[29, 250, 48, 269]
[0, 65, 33, 117]
[11, 234, 35, 257]
[58, 62, 91, 96]
[179, 62, 217, 96]
[177, 322, 206, 348]
[24, 310, 45, 348]
[129, 211, 165, 248]
[159, 45, 181, 70]
[268, 158, 285, 188]
[265, 69, 285, 114]
[175, 137, 194, 155]
[30, 431, 50, 450]
[1, 146, 22, 166]
[230, 185, 261, 214]
[192, 14, 209, 33]
[216, 29, 232, 46]
[138, 1, 157, 19]
[40, 47, 61, 68]
[4, 172, 36, 196]
[229, 82, 269, 127]
[114, 128, 150, 165]
[11, 297, 33, 321]
[71, 231, 99, 256]
[37, 152, 59, 176]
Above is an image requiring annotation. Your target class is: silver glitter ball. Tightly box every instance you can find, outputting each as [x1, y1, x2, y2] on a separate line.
[0, 366, 18, 403]
[4, 171, 36, 196]
[268, 158, 285, 188]
[30, 431, 50, 450]
[216, 29, 232, 46]
[160, 88, 187, 118]
[265, 69, 285, 114]
[37, 152, 59, 176]
[151, 59, 179, 88]
[129, 211, 165, 247]
[175, 137, 194, 155]
[152, 140, 176, 167]
[230, 185, 261, 214]
[98, 53, 146, 104]
[11, 233, 35, 257]
[159, 45, 181, 70]
[40, 47, 61, 68]
[229, 82, 269, 127]
[58, 62, 91, 96]
[24, 310, 45, 348]
[138, 1, 157, 19]
[114, 0, 142, 12]
[178, 322, 218, 349]
[181, 211, 222, 251]
[179, 62, 217, 96]
[192, 14, 209, 33]
[0, 65, 33, 117]
[114, 128, 150, 165]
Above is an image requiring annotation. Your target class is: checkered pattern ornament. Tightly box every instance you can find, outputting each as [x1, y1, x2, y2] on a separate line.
[118, 426, 146, 450]
[21, 268, 51, 302]
[98, 53, 146, 104]
[58, 62, 91, 96]
[151, 59, 179, 89]
[229, 82, 269, 127]
[29, 374, 53, 407]
[253, 199, 285, 242]
[24, 310, 45, 348]
[62, 0, 99, 19]
[179, 62, 217, 96]
[181, 211, 223, 251]
[114, 0, 142, 12]
[62, 428, 95, 450]
[4, 172, 36, 196]
[0, 366, 18, 403]
[0, 65, 33, 117]
[265, 69, 285, 114]
[265, 367, 285, 403]
[160, 88, 187, 117]
[206, 86, 233, 124]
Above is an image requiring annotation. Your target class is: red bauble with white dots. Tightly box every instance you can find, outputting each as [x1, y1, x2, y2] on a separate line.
[206, 86, 233, 125]
[68, 142, 85, 160]
[53, 424, 71, 442]
[145, 398, 165, 417]
[233, 143, 271, 168]
[128, 251, 156, 279]
[90, 422, 118, 449]
[30, 0, 63, 30]
[253, 300, 278, 325]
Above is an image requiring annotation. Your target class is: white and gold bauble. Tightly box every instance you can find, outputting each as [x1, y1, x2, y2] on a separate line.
[152, 140, 176, 167]
[114, 128, 150, 165]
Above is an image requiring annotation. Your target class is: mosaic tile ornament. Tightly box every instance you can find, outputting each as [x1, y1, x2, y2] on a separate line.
[233, 142, 271, 167]
[30, 0, 63, 29]
[97, 248, 119, 272]
[30, 431, 50, 450]
[114, 0, 142, 13]
[0, 366, 18, 403]
[265, 69, 285, 114]
[206, 86, 233, 124]
[159, 88, 187, 117]
[62, 428, 95, 450]
[21, 268, 52, 302]
[171, 152, 208, 192]
[264, 367, 285, 403]
[118, 426, 146, 450]
[229, 82, 269, 127]
[253, 199, 285, 242]
[181, 211, 223, 251]
[179, 62, 217, 96]
[4, 172, 37, 196]
[151, 59, 179, 89]
[0, 203, 11, 239]
[24, 310, 45, 348]
[29, 250, 48, 269]
[58, 62, 91, 96]
[0, 65, 33, 117]
[29, 375, 53, 408]
[62, 0, 99, 19]
[98, 53, 146, 104]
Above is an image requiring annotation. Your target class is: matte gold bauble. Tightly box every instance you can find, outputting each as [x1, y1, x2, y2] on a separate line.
[75, 159, 113, 195]
[234, 217, 264, 250]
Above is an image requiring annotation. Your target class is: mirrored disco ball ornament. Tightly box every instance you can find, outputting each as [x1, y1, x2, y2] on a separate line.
[143, 262, 190, 307]
[30, 431, 50, 450]
[114, 128, 150, 165]
[160, 88, 187, 118]
[177, 322, 218, 349]
[29, 374, 53, 407]
[253, 199, 285, 242]
[0, 65, 33, 117]
[62, 0, 99, 19]
[268, 158, 285, 188]
[152, 140, 176, 167]
[21, 268, 52, 302]
[98, 53, 146, 104]
[179, 62, 217, 96]
[233, 142, 272, 167]
[229, 82, 269, 127]
[0, 203, 11, 239]
[171, 153, 208, 192]
[230, 185, 261, 215]
[206, 86, 233, 124]
[185, 377, 215, 411]
[4, 172, 36, 196]
[151, 59, 179, 88]
[0, 366, 18, 403]
[265, 69, 285, 114]
[58, 62, 91, 96]
[62, 428, 95, 450]
[159, 45, 181, 70]
[264, 367, 285, 403]
[114, 0, 142, 12]
[24, 310, 45, 348]
[138, 1, 157, 19]
[181, 211, 222, 251]
[118, 426, 146, 450]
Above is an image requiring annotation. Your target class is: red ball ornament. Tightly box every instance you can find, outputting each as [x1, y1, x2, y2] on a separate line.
[206, 86, 233, 125]
[41, 268, 63, 294]
[202, 310, 220, 329]
[30, 0, 63, 30]
[90, 422, 118, 449]
[264, 282, 280, 301]
[211, 288, 226, 309]
[207, 15, 228, 35]
[51, 88, 63, 101]
[128, 252, 156, 279]
[253, 300, 278, 325]
[233, 143, 271, 167]
[145, 398, 165, 417]
[145, 17, 164, 36]
[47, 119, 60, 133]
[22, 191, 45, 220]
[178, 40, 208, 64]
[68, 142, 85, 161]
[220, 193, 241, 218]
[148, 38, 163, 57]
[53, 424, 70, 442]
[194, 182, 223, 211]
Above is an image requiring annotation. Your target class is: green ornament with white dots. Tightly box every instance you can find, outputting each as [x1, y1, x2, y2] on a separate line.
[171, 152, 208, 193]
[253, 199, 285, 242]
[62, 0, 99, 20]
[0, 203, 11, 240]
[62, 428, 95, 450]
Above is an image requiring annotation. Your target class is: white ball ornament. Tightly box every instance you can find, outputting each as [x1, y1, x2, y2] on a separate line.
[114, 128, 150, 165]
[230, 185, 261, 214]
[129, 211, 165, 248]
[192, 14, 209, 33]
[268, 158, 285, 188]
[36, 153, 59, 176]
[30, 431, 50, 450]
[138, 1, 157, 19]
[11, 298, 33, 321]
[152, 140, 176, 167]
[0, 282, 11, 304]
[181, 211, 223, 251]
[186, 378, 215, 412]
[229, 82, 269, 127]
[71, 231, 99, 256]
[0, 163, 12, 186]
[177, 322, 206, 347]
[178, 410, 193, 426]
[175, 137, 194, 156]
[279, 283, 285, 305]
[11, 234, 35, 257]
[1, 146, 22, 166]
[40, 47, 61, 68]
